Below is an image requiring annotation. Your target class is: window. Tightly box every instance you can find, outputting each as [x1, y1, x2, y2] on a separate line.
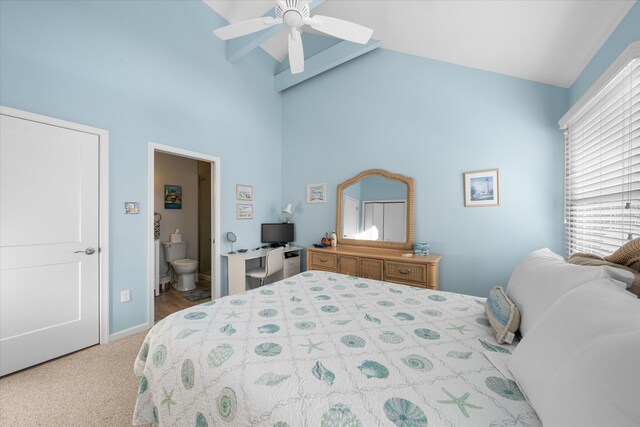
[563, 56, 639, 256]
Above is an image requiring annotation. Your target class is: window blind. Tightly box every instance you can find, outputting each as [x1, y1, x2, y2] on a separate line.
[565, 57, 639, 256]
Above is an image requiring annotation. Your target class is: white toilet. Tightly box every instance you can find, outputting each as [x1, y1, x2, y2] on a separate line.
[162, 241, 198, 291]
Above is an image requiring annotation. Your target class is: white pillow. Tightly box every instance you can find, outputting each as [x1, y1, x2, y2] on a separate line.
[505, 248, 634, 335]
[508, 279, 640, 427]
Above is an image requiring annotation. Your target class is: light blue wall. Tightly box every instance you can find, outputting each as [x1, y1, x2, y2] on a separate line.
[569, 2, 640, 106]
[0, 0, 282, 334]
[282, 49, 568, 297]
[343, 181, 362, 200]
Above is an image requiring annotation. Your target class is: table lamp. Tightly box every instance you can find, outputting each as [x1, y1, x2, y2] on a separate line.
[282, 203, 293, 223]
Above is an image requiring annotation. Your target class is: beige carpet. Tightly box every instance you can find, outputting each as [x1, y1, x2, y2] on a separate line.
[0, 331, 151, 426]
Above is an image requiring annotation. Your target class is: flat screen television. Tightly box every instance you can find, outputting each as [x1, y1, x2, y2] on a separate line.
[261, 223, 294, 245]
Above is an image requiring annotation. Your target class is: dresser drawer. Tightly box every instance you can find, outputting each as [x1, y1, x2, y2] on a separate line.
[360, 257, 383, 281]
[338, 255, 359, 276]
[308, 252, 338, 270]
[384, 261, 427, 287]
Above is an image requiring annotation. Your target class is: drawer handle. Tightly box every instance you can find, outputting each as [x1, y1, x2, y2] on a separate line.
[319, 257, 328, 262]
[398, 268, 411, 274]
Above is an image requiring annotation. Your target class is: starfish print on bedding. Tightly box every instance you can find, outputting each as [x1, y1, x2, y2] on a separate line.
[225, 311, 240, 319]
[299, 339, 324, 354]
[446, 324, 469, 335]
[352, 303, 366, 310]
[437, 388, 482, 417]
[161, 387, 177, 414]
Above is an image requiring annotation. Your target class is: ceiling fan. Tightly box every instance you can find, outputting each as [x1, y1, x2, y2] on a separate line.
[213, 0, 374, 74]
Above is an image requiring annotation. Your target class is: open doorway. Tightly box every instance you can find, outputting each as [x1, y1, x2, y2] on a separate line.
[147, 143, 220, 327]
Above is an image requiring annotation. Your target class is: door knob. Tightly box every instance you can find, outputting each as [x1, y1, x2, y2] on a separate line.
[75, 247, 96, 255]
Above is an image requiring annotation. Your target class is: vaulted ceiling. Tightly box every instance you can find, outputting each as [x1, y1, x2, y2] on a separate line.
[205, 0, 634, 88]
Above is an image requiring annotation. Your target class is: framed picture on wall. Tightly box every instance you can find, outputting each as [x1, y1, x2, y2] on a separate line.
[124, 202, 139, 214]
[307, 183, 327, 203]
[236, 204, 253, 219]
[164, 185, 182, 209]
[464, 169, 500, 207]
[236, 184, 253, 201]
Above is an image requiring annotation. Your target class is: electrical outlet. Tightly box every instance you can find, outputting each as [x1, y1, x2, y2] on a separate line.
[121, 290, 131, 303]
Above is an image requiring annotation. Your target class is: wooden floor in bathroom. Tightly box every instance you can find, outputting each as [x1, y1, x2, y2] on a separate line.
[155, 280, 211, 322]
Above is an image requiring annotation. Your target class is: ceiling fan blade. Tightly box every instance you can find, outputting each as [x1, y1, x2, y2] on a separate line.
[306, 15, 373, 44]
[288, 30, 305, 74]
[213, 17, 282, 40]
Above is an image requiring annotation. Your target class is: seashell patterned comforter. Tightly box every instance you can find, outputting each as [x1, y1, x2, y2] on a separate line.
[133, 271, 539, 426]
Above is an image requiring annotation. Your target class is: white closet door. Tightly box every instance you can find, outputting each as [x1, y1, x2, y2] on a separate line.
[0, 114, 100, 376]
[363, 203, 373, 231]
[383, 202, 406, 242]
[363, 202, 384, 241]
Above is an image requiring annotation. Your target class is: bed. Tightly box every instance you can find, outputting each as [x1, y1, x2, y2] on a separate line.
[133, 270, 539, 426]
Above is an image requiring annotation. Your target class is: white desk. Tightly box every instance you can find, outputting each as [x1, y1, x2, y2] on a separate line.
[222, 246, 303, 296]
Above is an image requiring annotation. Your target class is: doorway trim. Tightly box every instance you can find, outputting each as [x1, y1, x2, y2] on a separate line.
[0, 105, 110, 345]
[147, 142, 221, 329]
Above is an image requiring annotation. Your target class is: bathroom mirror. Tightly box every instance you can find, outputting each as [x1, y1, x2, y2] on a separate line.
[336, 169, 414, 250]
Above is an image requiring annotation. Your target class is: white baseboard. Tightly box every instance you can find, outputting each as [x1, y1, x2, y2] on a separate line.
[199, 273, 211, 281]
[109, 322, 150, 342]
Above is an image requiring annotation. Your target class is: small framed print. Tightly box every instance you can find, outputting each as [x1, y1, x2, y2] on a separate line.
[307, 183, 327, 204]
[236, 184, 253, 201]
[164, 185, 182, 209]
[464, 169, 500, 207]
[236, 204, 253, 219]
[124, 202, 139, 214]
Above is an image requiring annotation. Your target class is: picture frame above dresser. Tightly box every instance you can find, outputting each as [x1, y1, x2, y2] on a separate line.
[308, 169, 441, 289]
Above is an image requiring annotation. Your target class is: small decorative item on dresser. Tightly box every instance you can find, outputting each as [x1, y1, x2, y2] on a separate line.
[321, 233, 331, 246]
[331, 231, 337, 247]
[414, 243, 430, 256]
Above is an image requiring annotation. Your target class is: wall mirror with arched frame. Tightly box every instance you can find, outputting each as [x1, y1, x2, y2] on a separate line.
[336, 169, 414, 250]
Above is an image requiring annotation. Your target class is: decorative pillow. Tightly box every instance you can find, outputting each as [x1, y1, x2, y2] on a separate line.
[505, 248, 634, 336]
[569, 252, 640, 297]
[484, 286, 520, 344]
[604, 237, 640, 270]
[508, 279, 640, 427]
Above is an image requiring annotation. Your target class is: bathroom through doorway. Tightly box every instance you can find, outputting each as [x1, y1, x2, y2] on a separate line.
[147, 143, 220, 326]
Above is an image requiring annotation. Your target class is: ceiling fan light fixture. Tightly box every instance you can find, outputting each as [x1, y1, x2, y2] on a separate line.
[276, 0, 310, 21]
[213, 0, 373, 75]
[283, 10, 304, 28]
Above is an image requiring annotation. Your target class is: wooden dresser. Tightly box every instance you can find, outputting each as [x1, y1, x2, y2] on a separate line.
[307, 245, 441, 290]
